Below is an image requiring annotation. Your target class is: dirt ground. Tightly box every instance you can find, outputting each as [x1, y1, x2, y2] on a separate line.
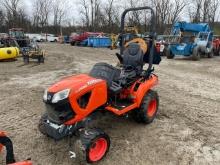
[0, 43, 220, 165]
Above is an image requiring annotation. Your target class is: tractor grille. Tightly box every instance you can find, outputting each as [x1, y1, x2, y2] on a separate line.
[46, 101, 76, 124]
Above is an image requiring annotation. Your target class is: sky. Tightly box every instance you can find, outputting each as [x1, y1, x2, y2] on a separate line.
[22, 0, 191, 23]
[23, 0, 79, 25]
[22, 0, 220, 24]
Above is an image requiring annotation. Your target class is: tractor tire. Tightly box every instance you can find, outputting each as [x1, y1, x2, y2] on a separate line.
[23, 56, 29, 64]
[216, 50, 220, 56]
[192, 47, 201, 61]
[218, 48, 220, 56]
[41, 56, 45, 63]
[38, 56, 44, 63]
[80, 128, 110, 163]
[70, 41, 75, 46]
[132, 90, 159, 124]
[208, 49, 214, 58]
[165, 47, 174, 59]
[38, 113, 48, 135]
[214, 49, 219, 56]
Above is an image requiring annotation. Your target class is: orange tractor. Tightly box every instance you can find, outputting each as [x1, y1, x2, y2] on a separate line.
[0, 131, 32, 165]
[39, 6, 161, 163]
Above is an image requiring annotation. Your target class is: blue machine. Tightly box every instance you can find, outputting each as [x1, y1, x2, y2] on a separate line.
[88, 37, 111, 48]
[166, 22, 214, 60]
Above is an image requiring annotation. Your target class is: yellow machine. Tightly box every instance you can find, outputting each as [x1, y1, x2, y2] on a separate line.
[110, 34, 119, 49]
[22, 42, 45, 64]
[0, 47, 19, 60]
[125, 38, 148, 54]
[110, 26, 140, 50]
[124, 26, 139, 35]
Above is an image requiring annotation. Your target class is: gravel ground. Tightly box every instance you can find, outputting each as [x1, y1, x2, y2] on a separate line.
[0, 43, 220, 165]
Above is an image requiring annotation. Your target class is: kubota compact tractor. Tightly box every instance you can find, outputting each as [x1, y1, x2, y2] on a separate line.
[39, 6, 161, 163]
[0, 131, 32, 165]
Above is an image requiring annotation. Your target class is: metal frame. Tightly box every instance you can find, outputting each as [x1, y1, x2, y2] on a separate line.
[119, 6, 156, 76]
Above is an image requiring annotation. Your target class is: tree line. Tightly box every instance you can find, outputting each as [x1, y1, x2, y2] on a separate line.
[0, 0, 220, 35]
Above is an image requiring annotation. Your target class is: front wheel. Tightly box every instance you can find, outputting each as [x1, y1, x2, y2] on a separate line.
[80, 129, 110, 163]
[192, 47, 201, 61]
[132, 90, 159, 124]
[38, 113, 48, 135]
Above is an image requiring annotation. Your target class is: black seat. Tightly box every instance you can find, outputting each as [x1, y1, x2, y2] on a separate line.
[89, 62, 120, 87]
[122, 43, 144, 75]
[89, 43, 144, 93]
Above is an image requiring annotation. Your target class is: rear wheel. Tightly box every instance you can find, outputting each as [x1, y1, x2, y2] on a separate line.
[38, 55, 44, 63]
[41, 56, 45, 63]
[165, 47, 174, 59]
[70, 41, 75, 46]
[192, 47, 201, 61]
[80, 129, 110, 163]
[132, 90, 159, 124]
[208, 49, 214, 58]
[23, 55, 29, 64]
[215, 49, 220, 56]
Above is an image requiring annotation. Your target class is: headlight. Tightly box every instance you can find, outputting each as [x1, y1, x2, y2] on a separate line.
[43, 90, 48, 101]
[52, 89, 70, 103]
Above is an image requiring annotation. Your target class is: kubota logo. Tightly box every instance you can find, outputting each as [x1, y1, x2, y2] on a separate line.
[76, 79, 102, 93]
[87, 79, 102, 85]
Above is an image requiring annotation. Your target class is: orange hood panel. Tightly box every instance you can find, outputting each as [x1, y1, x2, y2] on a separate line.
[48, 74, 104, 93]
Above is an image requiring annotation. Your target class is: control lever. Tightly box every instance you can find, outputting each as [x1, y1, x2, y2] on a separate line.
[116, 53, 123, 64]
[144, 67, 154, 80]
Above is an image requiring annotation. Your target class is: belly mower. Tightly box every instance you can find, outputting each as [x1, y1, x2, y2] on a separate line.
[39, 6, 161, 163]
[0, 131, 32, 165]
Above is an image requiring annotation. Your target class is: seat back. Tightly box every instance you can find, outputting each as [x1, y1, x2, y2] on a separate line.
[122, 43, 144, 74]
[89, 62, 120, 87]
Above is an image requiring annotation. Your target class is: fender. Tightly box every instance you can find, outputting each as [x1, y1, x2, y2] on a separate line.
[105, 74, 158, 116]
[131, 74, 158, 106]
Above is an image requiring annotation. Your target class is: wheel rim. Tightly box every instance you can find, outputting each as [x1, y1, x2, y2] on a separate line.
[89, 138, 108, 162]
[147, 99, 157, 117]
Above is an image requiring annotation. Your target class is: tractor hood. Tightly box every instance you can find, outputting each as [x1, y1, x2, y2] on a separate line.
[47, 74, 104, 93]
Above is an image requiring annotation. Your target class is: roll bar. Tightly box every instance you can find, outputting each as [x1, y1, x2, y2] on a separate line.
[119, 6, 156, 77]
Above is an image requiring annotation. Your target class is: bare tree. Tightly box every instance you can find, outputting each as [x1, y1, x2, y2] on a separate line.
[32, 0, 52, 28]
[91, 0, 101, 31]
[188, 0, 220, 23]
[79, 0, 90, 29]
[150, 0, 186, 33]
[102, 0, 122, 32]
[2, 0, 22, 27]
[105, 0, 114, 27]
[168, 0, 186, 24]
[208, 0, 220, 23]
[0, 9, 5, 27]
[79, 0, 102, 31]
[52, 0, 68, 26]
[2, 0, 21, 16]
